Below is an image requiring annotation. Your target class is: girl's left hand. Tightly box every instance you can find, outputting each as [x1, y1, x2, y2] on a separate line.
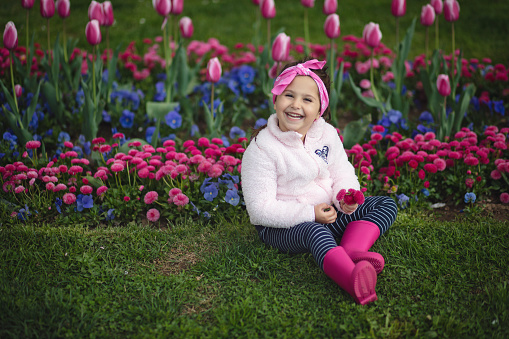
[340, 201, 358, 214]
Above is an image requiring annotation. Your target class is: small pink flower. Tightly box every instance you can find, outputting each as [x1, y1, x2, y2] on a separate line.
[25, 140, 41, 149]
[173, 193, 189, 206]
[500, 192, 509, 204]
[80, 185, 93, 194]
[55, 183, 67, 192]
[208, 164, 223, 178]
[139, 185, 145, 191]
[124, 196, 131, 202]
[63, 193, 77, 204]
[144, 191, 159, 204]
[147, 208, 160, 222]
[14, 185, 25, 194]
[68, 165, 84, 175]
[169, 187, 182, 199]
[110, 163, 124, 172]
[97, 185, 108, 196]
[46, 182, 56, 191]
[465, 178, 474, 188]
[69, 186, 77, 193]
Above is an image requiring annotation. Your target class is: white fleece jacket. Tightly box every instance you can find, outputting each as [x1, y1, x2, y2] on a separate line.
[241, 114, 360, 228]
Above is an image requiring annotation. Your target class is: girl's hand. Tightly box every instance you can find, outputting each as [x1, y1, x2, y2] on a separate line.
[340, 201, 358, 214]
[314, 203, 337, 224]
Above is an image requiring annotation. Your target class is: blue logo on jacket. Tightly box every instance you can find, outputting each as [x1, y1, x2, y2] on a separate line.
[315, 146, 329, 164]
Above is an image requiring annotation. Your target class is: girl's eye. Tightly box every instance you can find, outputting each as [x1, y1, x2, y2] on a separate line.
[304, 98, 312, 102]
[285, 94, 293, 98]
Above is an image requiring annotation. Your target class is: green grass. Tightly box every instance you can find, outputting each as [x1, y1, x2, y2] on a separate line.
[1, 212, 508, 337]
[2, 0, 509, 65]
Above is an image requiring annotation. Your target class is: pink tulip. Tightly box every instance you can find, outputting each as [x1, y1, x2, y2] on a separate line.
[301, 0, 315, 8]
[153, 0, 171, 17]
[260, 0, 276, 19]
[362, 22, 382, 49]
[88, 1, 104, 25]
[322, 0, 337, 15]
[324, 13, 340, 39]
[420, 4, 435, 27]
[436, 74, 451, 96]
[430, 0, 443, 15]
[443, 0, 459, 22]
[56, 0, 70, 19]
[15, 84, 22, 97]
[251, 0, 260, 5]
[179, 16, 194, 39]
[271, 32, 290, 62]
[40, 0, 55, 18]
[21, 0, 35, 9]
[3, 21, 18, 50]
[102, 1, 114, 27]
[85, 19, 102, 46]
[207, 57, 222, 83]
[391, 0, 406, 17]
[171, 0, 183, 15]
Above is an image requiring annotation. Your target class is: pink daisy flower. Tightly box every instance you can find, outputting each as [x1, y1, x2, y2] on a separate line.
[63, 193, 77, 204]
[173, 193, 190, 206]
[500, 192, 509, 204]
[14, 185, 25, 194]
[97, 186, 108, 196]
[80, 185, 93, 194]
[169, 188, 182, 199]
[147, 208, 160, 222]
[124, 196, 131, 202]
[25, 140, 41, 149]
[144, 191, 159, 204]
[110, 163, 125, 172]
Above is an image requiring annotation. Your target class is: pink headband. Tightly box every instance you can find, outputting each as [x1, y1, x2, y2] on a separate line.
[271, 59, 329, 116]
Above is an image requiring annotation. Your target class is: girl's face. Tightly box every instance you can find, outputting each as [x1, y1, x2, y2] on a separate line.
[274, 75, 321, 141]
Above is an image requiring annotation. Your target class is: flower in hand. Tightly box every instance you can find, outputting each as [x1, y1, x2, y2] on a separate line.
[336, 188, 366, 205]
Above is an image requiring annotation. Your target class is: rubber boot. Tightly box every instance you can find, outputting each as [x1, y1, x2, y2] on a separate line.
[322, 246, 377, 305]
[340, 220, 385, 274]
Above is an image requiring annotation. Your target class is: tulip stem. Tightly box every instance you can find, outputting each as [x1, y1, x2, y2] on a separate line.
[435, 15, 439, 50]
[92, 46, 97, 108]
[63, 20, 68, 63]
[395, 17, 399, 47]
[267, 19, 271, 51]
[451, 22, 455, 82]
[26, 9, 30, 73]
[304, 8, 310, 56]
[106, 27, 110, 61]
[163, 16, 172, 103]
[9, 51, 19, 114]
[47, 18, 51, 66]
[425, 27, 429, 69]
[329, 38, 334, 81]
[210, 83, 215, 134]
[370, 49, 383, 113]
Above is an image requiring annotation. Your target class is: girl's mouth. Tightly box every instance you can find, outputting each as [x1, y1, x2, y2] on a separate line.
[285, 112, 304, 120]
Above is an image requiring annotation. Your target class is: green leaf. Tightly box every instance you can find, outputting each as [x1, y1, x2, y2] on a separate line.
[146, 101, 179, 120]
[341, 115, 371, 149]
[348, 75, 385, 110]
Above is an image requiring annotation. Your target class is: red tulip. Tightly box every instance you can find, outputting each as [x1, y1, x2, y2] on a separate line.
[102, 1, 114, 27]
[301, 0, 315, 8]
[322, 0, 337, 15]
[171, 0, 183, 15]
[88, 1, 104, 25]
[271, 32, 290, 62]
[56, 0, 70, 19]
[420, 4, 435, 27]
[391, 0, 406, 17]
[40, 0, 55, 18]
[21, 0, 35, 9]
[179, 16, 193, 39]
[3, 21, 18, 50]
[324, 13, 340, 39]
[443, 0, 459, 22]
[207, 57, 222, 83]
[430, 0, 443, 15]
[260, 0, 276, 19]
[436, 74, 451, 96]
[153, 0, 171, 17]
[15, 84, 22, 98]
[362, 22, 382, 49]
[85, 19, 102, 46]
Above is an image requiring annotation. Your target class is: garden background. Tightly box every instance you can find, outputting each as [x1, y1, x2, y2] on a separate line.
[1, 0, 508, 337]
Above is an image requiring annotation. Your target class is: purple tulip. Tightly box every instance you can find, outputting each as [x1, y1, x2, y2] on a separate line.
[301, 0, 315, 8]
[324, 13, 340, 39]
[56, 0, 70, 19]
[88, 1, 104, 25]
[171, 0, 183, 15]
[362, 22, 382, 49]
[443, 0, 460, 22]
[207, 57, 222, 83]
[271, 32, 290, 62]
[430, 0, 443, 15]
[260, 0, 276, 19]
[21, 0, 35, 9]
[40, 0, 55, 18]
[85, 19, 102, 46]
[322, 0, 337, 15]
[153, 0, 171, 17]
[391, 0, 406, 17]
[15, 84, 22, 98]
[3, 21, 18, 50]
[102, 1, 114, 27]
[420, 4, 435, 27]
[179, 16, 193, 39]
[436, 74, 451, 96]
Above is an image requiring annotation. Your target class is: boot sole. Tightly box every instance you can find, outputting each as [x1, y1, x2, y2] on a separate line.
[352, 261, 378, 305]
[350, 251, 385, 275]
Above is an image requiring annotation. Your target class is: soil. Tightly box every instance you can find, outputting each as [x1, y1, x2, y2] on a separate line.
[422, 201, 509, 222]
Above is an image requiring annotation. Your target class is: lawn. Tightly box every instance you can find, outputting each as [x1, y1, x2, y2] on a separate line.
[1, 212, 508, 337]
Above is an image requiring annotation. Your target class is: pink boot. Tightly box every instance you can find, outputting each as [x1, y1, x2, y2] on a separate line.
[340, 220, 385, 274]
[322, 246, 377, 305]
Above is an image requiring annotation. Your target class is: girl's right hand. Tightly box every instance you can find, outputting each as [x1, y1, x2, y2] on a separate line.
[314, 203, 337, 224]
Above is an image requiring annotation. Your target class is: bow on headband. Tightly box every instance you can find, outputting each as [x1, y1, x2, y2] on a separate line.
[271, 59, 329, 116]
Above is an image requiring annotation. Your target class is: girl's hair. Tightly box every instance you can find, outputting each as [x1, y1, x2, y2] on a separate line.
[251, 57, 332, 140]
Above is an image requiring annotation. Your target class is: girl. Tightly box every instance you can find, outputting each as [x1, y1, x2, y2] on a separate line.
[241, 58, 398, 305]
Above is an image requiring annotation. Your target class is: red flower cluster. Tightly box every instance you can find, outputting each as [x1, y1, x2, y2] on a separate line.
[336, 188, 366, 205]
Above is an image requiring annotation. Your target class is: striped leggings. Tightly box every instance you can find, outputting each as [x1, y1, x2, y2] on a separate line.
[255, 196, 398, 270]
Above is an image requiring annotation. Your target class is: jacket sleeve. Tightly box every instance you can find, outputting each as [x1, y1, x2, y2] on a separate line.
[241, 140, 315, 228]
[327, 128, 361, 212]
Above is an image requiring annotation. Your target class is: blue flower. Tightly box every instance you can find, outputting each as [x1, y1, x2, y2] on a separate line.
[494, 100, 505, 116]
[241, 82, 255, 94]
[77, 194, 94, 212]
[221, 135, 230, 147]
[254, 118, 267, 129]
[190, 124, 199, 137]
[18, 204, 31, 221]
[165, 110, 182, 129]
[119, 109, 135, 128]
[225, 189, 240, 206]
[419, 111, 434, 124]
[229, 126, 246, 140]
[106, 208, 115, 221]
[464, 192, 476, 204]
[145, 126, 160, 143]
[58, 132, 71, 143]
[102, 110, 111, 123]
[55, 198, 63, 214]
[203, 184, 219, 202]
[396, 194, 410, 209]
[420, 188, 430, 197]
